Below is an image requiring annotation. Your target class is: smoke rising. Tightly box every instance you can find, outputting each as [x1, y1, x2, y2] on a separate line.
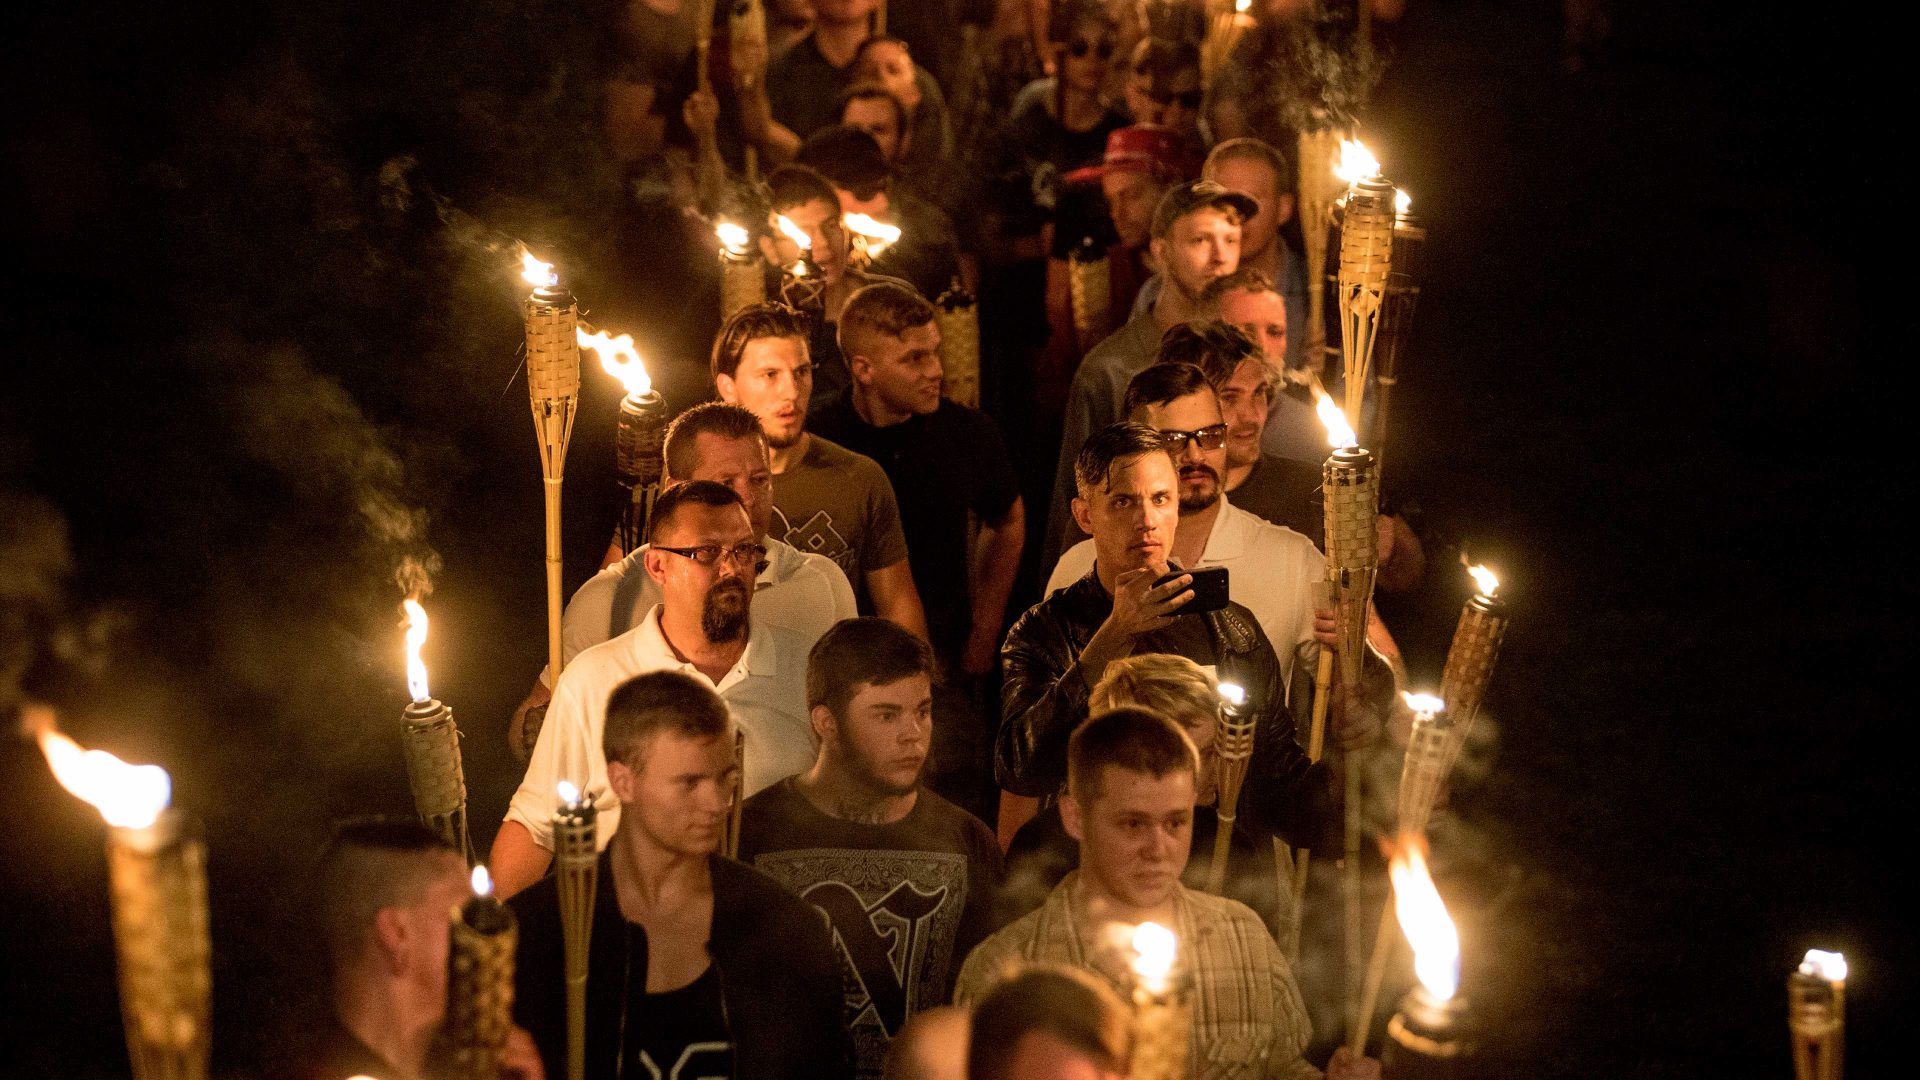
[0, 491, 73, 718]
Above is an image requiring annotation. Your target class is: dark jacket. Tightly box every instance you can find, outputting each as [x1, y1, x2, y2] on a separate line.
[512, 852, 854, 1080]
[997, 570, 1336, 851]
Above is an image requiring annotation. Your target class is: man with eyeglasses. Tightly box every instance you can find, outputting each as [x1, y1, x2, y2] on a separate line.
[1121, 38, 1204, 150]
[490, 480, 819, 899]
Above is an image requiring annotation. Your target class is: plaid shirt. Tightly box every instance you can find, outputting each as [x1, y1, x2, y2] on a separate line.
[956, 873, 1320, 1080]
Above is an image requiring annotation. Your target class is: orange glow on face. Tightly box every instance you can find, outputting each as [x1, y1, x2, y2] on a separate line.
[403, 598, 430, 702]
[577, 328, 653, 397]
[1389, 836, 1460, 1001]
[37, 727, 172, 830]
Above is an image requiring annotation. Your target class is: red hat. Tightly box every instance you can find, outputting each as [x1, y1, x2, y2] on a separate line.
[1064, 125, 1197, 185]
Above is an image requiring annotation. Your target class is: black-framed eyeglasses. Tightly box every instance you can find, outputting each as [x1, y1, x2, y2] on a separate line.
[1069, 37, 1116, 60]
[656, 542, 769, 572]
[1148, 88, 1205, 110]
[1157, 424, 1229, 452]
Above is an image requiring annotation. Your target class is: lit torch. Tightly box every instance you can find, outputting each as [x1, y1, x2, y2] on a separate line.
[773, 213, 825, 311]
[935, 277, 981, 409]
[1296, 124, 1352, 373]
[577, 328, 668, 557]
[1127, 921, 1191, 1080]
[1373, 189, 1425, 463]
[716, 221, 766, 323]
[1381, 836, 1469, 1080]
[400, 598, 472, 860]
[1201, 0, 1255, 84]
[1068, 236, 1112, 351]
[1335, 140, 1395, 443]
[844, 211, 902, 265]
[1439, 564, 1507, 778]
[552, 780, 598, 1080]
[31, 708, 210, 1080]
[522, 250, 581, 695]
[1789, 950, 1847, 1080]
[443, 865, 518, 1080]
[1206, 681, 1256, 896]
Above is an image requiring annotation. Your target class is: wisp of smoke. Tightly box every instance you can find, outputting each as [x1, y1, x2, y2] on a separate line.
[0, 490, 73, 717]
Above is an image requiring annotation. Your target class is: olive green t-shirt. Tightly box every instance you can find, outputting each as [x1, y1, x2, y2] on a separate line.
[770, 434, 910, 611]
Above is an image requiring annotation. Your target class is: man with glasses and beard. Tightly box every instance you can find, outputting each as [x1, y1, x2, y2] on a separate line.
[738, 618, 1003, 1079]
[490, 481, 818, 899]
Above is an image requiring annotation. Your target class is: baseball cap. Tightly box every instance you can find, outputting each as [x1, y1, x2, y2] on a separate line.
[1063, 125, 1198, 185]
[1150, 179, 1260, 239]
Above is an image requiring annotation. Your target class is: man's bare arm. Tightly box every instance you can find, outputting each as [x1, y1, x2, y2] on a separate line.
[963, 498, 1027, 674]
[487, 820, 554, 901]
[866, 558, 931, 642]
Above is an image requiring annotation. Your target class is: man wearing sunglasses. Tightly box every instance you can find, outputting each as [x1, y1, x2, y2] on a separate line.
[1122, 38, 1204, 149]
[491, 480, 819, 899]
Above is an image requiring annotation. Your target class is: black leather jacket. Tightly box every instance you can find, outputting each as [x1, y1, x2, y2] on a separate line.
[997, 570, 1338, 851]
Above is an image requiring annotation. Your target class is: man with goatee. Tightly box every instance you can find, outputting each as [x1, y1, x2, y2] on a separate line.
[491, 481, 816, 899]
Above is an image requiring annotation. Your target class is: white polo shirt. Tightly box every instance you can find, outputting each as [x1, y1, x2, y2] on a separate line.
[507, 605, 816, 852]
[1045, 499, 1325, 692]
[541, 536, 856, 686]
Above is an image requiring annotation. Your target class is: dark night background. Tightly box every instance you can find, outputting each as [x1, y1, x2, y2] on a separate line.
[0, 1, 1898, 1077]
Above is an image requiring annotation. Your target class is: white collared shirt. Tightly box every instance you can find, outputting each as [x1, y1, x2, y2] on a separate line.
[1044, 499, 1324, 691]
[541, 536, 855, 686]
[507, 605, 817, 852]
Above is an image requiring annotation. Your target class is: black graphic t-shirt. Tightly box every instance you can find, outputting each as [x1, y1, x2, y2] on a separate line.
[737, 779, 1004, 1078]
[624, 961, 733, 1080]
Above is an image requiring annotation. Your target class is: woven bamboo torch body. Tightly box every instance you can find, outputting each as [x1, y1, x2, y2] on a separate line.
[1323, 444, 1380, 1043]
[935, 280, 981, 409]
[1337, 175, 1396, 435]
[719, 229, 766, 323]
[402, 697, 471, 859]
[1440, 587, 1506, 773]
[1285, 577, 1339, 960]
[614, 390, 669, 555]
[526, 278, 582, 689]
[447, 875, 519, 1080]
[1789, 953, 1847, 1080]
[107, 811, 212, 1080]
[1068, 240, 1112, 351]
[1297, 127, 1347, 369]
[1206, 685, 1256, 896]
[552, 786, 599, 1080]
[1381, 983, 1468, 1080]
[1373, 209, 1425, 464]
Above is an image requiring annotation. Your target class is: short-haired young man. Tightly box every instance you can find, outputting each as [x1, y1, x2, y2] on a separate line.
[712, 302, 930, 642]
[798, 125, 961, 301]
[1202, 139, 1309, 374]
[1046, 180, 1255, 567]
[491, 481, 817, 899]
[280, 820, 544, 1080]
[739, 618, 1004, 1078]
[508, 402, 857, 760]
[959, 709, 1371, 1080]
[512, 672, 852, 1080]
[963, 966, 1131, 1080]
[811, 282, 1025, 819]
[998, 424, 1331, 851]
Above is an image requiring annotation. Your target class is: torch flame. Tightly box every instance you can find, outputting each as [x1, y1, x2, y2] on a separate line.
[715, 220, 752, 256]
[471, 864, 494, 898]
[773, 214, 813, 252]
[1401, 691, 1446, 716]
[1389, 836, 1460, 1001]
[1466, 563, 1499, 599]
[1130, 921, 1178, 992]
[1217, 681, 1247, 708]
[1396, 189, 1412, 216]
[519, 250, 558, 288]
[1335, 139, 1382, 186]
[1313, 390, 1357, 449]
[788, 260, 810, 278]
[37, 727, 172, 830]
[1801, 950, 1848, 983]
[844, 212, 902, 257]
[403, 598, 430, 703]
[556, 779, 581, 806]
[577, 328, 653, 397]
[1234, 0, 1250, 10]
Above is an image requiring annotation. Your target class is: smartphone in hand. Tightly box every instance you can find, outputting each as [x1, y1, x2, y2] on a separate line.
[1155, 566, 1230, 615]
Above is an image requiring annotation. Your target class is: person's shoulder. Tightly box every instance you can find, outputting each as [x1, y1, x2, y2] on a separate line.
[956, 905, 1046, 998]
[1233, 504, 1320, 558]
[774, 541, 850, 584]
[1183, 883, 1272, 941]
[747, 615, 815, 672]
[915, 786, 997, 840]
[1010, 79, 1052, 114]
[931, 398, 998, 435]
[740, 775, 803, 819]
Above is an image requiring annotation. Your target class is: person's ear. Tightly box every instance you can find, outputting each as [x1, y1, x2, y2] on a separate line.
[1148, 235, 1165, 267]
[715, 372, 739, 404]
[1061, 792, 1086, 842]
[1071, 494, 1093, 537]
[608, 758, 637, 803]
[848, 352, 874, 386]
[371, 905, 411, 975]
[809, 703, 837, 743]
[1272, 191, 1296, 227]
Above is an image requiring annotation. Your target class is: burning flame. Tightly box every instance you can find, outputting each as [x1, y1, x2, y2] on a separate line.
[557, 779, 581, 806]
[773, 214, 813, 252]
[519, 250, 558, 288]
[37, 727, 172, 830]
[843, 212, 902, 257]
[1217, 681, 1247, 709]
[1466, 563, 1499, 599]
[1402, 691, 1446, 716]
[403, 598, 430, 703]
[471, 864, 494, 898]
[715, 220, 752, 256]
[1131, 921, 1178, 992]
[1389, 837, 1460, 1001]
[1396, 189, 1412, 216]
[577, 328, 653, 397]
[1801, 950, 1848, 983]
[1335, 139, 1382, 186]
[1234, 0, 1250, 10]
[788, 260, 811, 278]
[1313, 391, 1357, 449]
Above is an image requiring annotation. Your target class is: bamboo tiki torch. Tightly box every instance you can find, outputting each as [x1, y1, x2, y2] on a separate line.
[1068, 236, 1112, 351]
[577, 329, 667, 556]
[552, 781, 599, 1080]
[724, 728, 746, 858]
[1206, 681, 1255, 896]
[1380, 836, 1469, 1080]
[935, 278, 982, 409]
[522, 252, 582, 692]
[1790, 950, 1847, 1080]
[1296, 125, 1348, 372]
[33, 713, 210, 1080]
[845, 212, 903, 271]
[446, 865, 518, 1080]
[401, 598, 472, 860]
[728, 0, 767, 182]
[1200, 0, 1252, 86]
[717, 221, 766, 324]
[1373, 193, 1424, 467]
[774, 214, 825, 312]
[1354, 693, 1451, 1056]
[1335, 144, 1395, 441]
[1440, 565, 1507, 775]
[1128, 921, 1191, 1080]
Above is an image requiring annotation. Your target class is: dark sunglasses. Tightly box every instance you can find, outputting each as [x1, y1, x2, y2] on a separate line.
[1068, 37, 1116, 60]
[1158, 424, 1229, 452]
[1147, 88, 1205, 110]
[656, 542, 769, 573]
